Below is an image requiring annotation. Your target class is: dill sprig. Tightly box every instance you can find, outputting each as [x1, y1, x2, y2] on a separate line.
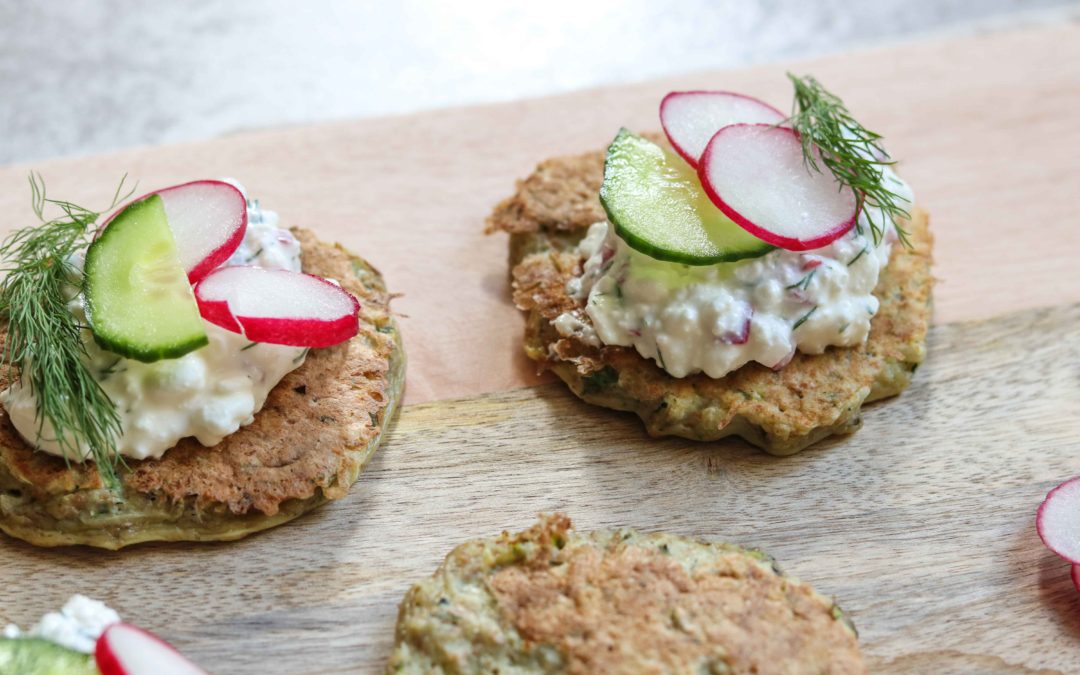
[784, 73, 911, 248]
[793, 305, 818, 331]
[785, 269, 816, 292]
[0, 174, 134, 488]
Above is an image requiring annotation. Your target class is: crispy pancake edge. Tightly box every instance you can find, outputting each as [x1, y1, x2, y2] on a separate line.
[487, 139, 933, 454]
[0, 228, 404, 549]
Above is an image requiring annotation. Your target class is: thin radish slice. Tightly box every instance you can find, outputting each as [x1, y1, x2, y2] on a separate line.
[1037, 476, 1080, 564]
[95, 623, 206, 675]
[104, 180, 247, 283]
[195, 266, 360, 348]
[699, 123, 858, 251]
[660, 91, 785, 167]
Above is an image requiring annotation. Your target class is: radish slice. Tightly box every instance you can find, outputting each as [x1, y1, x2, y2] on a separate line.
[1036, 476, 1080, 564]
[159, 181, 247, 283]
[195, 266, 360, 348]
[95, 623, 206, 675]
[104, 180, 247, 283]
[660, 91, 785, 166]
[699, 123, 858, 251]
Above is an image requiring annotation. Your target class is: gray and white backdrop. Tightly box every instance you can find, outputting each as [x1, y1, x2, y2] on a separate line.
[2, 0, 1078, 165]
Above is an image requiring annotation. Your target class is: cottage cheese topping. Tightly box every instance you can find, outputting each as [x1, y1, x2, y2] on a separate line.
[3, 595, 120, 654]
[556, 169, 913, 378]
[2, 185, 309, 461]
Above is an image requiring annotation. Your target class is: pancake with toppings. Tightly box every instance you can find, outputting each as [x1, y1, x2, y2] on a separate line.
[388, 514, 866, 674]
[0, 228, 404, 549]
[487, 136, 933, 455]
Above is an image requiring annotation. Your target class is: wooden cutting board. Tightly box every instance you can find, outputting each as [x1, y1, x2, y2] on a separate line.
[1, 23, 1079, 675]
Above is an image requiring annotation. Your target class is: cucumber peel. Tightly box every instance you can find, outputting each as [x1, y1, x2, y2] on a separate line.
[85, 195, 208, 362]
[0, 638, 99, 674]
[599, 128, 774, 265]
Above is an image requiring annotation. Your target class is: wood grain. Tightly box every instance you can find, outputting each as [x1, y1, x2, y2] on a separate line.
[0, 302, 1077, 674]
[0, 24, 1078, 404]
[1, 23, 1080, 674]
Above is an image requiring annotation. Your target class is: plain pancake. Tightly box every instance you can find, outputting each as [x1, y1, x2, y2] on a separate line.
[487, 136, 933, 454]
[388, 514, 866, 674]
[0, 228, 405, 549]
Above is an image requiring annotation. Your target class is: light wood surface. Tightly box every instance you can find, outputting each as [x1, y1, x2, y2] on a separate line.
[0, 23, 1079, 675]
[0, 24, 1078, 405]
[0, 303, 1077, 673]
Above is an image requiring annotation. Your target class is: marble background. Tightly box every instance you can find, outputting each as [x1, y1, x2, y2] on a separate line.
[1, 0, 1078, 164]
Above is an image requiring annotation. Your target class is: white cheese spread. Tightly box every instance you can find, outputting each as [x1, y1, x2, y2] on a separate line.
[556, 168, 913, 378]
[1, 185, 308, 461]
[3, 595, 120, 654]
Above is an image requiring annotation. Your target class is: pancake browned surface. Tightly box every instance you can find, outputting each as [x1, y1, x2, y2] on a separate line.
[487, 137, 933, 455]
[0, 228, 405, 549]
[388, 514, 865, 674]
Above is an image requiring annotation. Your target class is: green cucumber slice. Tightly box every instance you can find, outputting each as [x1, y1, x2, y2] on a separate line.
[0, 638, 99, 675]
[85, 195, 208, 362]
[599, 128, 774, 265]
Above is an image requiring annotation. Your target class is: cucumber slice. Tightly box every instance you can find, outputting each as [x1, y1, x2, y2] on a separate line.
[0, 638, 99, 674]
[85, 195, 208, 362]
[599, 128, 774, 265]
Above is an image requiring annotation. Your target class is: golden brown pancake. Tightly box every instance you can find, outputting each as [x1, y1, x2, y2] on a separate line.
[487, 136, 933, 455]
[389, 514, 866, 674]
[0, 228, 405, 549]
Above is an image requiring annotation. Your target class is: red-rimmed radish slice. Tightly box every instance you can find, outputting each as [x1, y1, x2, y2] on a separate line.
[1072, 565, 1080, 592]
[104, 180, 247, 283]
[95, 623, 206, 675]
[1037, 476, 1080, 564]
[660, 91, 785, 166]
[699, 123, 858, 251]
[195, 266, 360, 348]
